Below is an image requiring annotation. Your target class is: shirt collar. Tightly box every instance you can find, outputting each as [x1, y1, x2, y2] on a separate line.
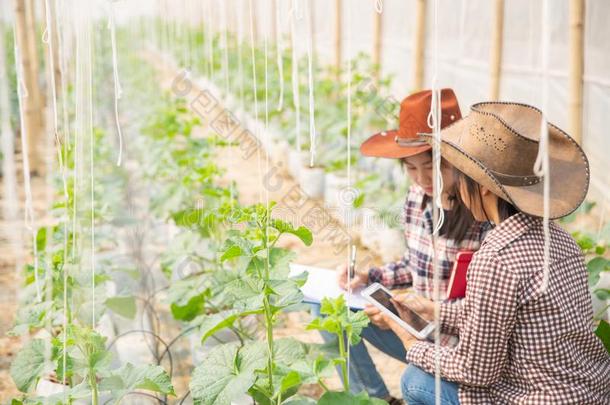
[482, 212, 540, 251]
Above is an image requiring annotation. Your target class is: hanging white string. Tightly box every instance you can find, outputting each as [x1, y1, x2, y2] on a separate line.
[290, 0, 301, 153]
[275, 1, 284, 111]
[237, 0, 245, 112]
[13, 28, 40, 303]
[221, 0, 230, 95]
[305, 0, 316, 166]
[107, 0, 124, 166]
[345, 3, 353, 388]
[428, 0, 443, 403]
[375, 0, 383, 14]
[87, 9, 96, 327]
[536, 0, 551, 294]
[54, 0, 70, 388]
[249, 0, 263, 203]
[206, 0, 214, 80]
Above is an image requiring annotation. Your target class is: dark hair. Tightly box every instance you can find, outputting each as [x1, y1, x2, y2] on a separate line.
[401, 150, 476, 243]
[453, 168, 518, 223]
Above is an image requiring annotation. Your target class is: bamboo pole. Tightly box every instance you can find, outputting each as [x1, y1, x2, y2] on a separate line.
[271, 0, 277, 44]
[14, 0, 44, 174]
[372, 8, 383, 85]
[568, 0, 584, 145]
[411, 0, 426, 91]
[310, 0, 316, 58]
[489, 0, 504, 100]
[0, 19, 19, 221]
[334, 0, 342, 74]
[24, 0, 44, 114]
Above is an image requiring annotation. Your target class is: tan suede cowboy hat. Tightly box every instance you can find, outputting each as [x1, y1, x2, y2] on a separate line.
[360, 88, 461, 159]
[418, 102, 589, 219]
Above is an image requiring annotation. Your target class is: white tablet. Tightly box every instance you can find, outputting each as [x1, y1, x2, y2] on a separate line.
[362, 283, 435, 340]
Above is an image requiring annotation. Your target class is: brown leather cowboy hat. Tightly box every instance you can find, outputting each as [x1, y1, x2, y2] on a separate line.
[419, 102, 590, 219]
[360, 88, 461, 159]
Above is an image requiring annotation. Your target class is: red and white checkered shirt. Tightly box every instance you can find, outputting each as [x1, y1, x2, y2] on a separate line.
[407, 213, 610, 404]
[368, 184, 488, 298]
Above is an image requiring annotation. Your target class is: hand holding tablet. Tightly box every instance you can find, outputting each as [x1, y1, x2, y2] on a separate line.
[362, 283, 435, 340]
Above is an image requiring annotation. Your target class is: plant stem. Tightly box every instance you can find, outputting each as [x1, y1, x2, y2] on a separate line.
[261, 216, 274, 395]
[336, 329, 349, 391]
[594, 303, 610, 320]
[263, 294, 275, 394]
[89, 373, 99, 405]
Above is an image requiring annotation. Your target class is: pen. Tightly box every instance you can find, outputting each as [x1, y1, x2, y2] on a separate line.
[349, 245, 356, 279]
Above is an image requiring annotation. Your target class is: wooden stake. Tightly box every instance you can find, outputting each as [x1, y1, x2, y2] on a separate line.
[412, 0, 426, 91]
[334, 0, 342, 74]
[14, 0, 45, 174]
[489, 0, 504, 100]
[372, 8, 383, 85]
[310, 0, 316, 58]
[568, 0, 585, 144]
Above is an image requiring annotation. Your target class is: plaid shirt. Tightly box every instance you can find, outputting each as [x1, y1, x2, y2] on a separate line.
[407, 213, 610, 404]
[368, 185, 488, 298]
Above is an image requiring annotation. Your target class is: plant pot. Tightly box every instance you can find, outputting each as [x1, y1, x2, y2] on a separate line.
[36, 379, 90, 404]
[375, 158, 397, 183]
[359, 207, 381, 251]
[299, 166, 325, 199]
[324, 172, 347, 209]
[288, 149, 309, 179]
[114, 333, 157, 365]
[270, 140, 291, 176]
[376, 227, 406, 263]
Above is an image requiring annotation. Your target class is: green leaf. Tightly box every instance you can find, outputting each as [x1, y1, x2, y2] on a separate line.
[171, 294, 206, 322]
[104, 296, 137, 319]
[318, 391, 387, 405]
[595, 320, 610, 355]
[587, 257, 610, 286]
[198, 309, 262, 344]
[272, 219, 313, 246]
[100, 363, 175, 402]
[220, 244, 243, 262]
[10, 339, 47, 392]
[594, 288, 610, 301]
[190, 342, 266, 405]
[35, 228, 47, 252]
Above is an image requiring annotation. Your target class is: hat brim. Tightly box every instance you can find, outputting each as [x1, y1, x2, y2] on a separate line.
[419, 116, 589, 219]
[360, 130, 431, 159]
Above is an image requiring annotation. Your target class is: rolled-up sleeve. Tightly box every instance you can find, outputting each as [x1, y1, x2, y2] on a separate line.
[406, 254, 519, 387]
[439, 300, 463, 336]
[368, 256, 412, 289]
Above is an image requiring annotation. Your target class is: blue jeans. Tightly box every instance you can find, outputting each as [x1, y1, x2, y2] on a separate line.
[310, 303, 407, 398]
[401, 364, 460, 404]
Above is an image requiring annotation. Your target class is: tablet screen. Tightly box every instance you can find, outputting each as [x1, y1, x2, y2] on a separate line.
[369, 289, 429, 332]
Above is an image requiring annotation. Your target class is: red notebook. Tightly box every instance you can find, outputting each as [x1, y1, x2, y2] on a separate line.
[446, 251, 474, 300]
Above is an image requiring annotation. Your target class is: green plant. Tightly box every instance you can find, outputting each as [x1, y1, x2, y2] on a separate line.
[306, 296, 370, 392]
[189, 202, 314, 404]
[10, 325, 174, 405]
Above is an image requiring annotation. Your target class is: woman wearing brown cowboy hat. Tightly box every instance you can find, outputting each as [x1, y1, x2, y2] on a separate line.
[384, 102, 610, 404]
[312, 89, 490, 403]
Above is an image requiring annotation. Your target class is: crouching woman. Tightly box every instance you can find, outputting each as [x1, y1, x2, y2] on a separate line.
[382, 102, 610, 404]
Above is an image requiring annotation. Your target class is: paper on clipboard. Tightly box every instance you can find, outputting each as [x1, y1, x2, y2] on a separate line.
[289, 263, 367, 310]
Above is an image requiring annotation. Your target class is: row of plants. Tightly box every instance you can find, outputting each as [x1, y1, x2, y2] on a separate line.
[137, 90, 386, 403]
[153, 18, 409, 224]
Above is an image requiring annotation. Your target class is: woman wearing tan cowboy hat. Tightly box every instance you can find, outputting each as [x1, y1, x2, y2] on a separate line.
[385, 102, 610, 404]
[312, 89, 490, 402]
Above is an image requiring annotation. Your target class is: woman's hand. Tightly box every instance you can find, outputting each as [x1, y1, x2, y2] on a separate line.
[382, 313, 419, 350]
[391, 293, 436, 321]
[336, 263, 368, 290]
[363, 304, 391, 330]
